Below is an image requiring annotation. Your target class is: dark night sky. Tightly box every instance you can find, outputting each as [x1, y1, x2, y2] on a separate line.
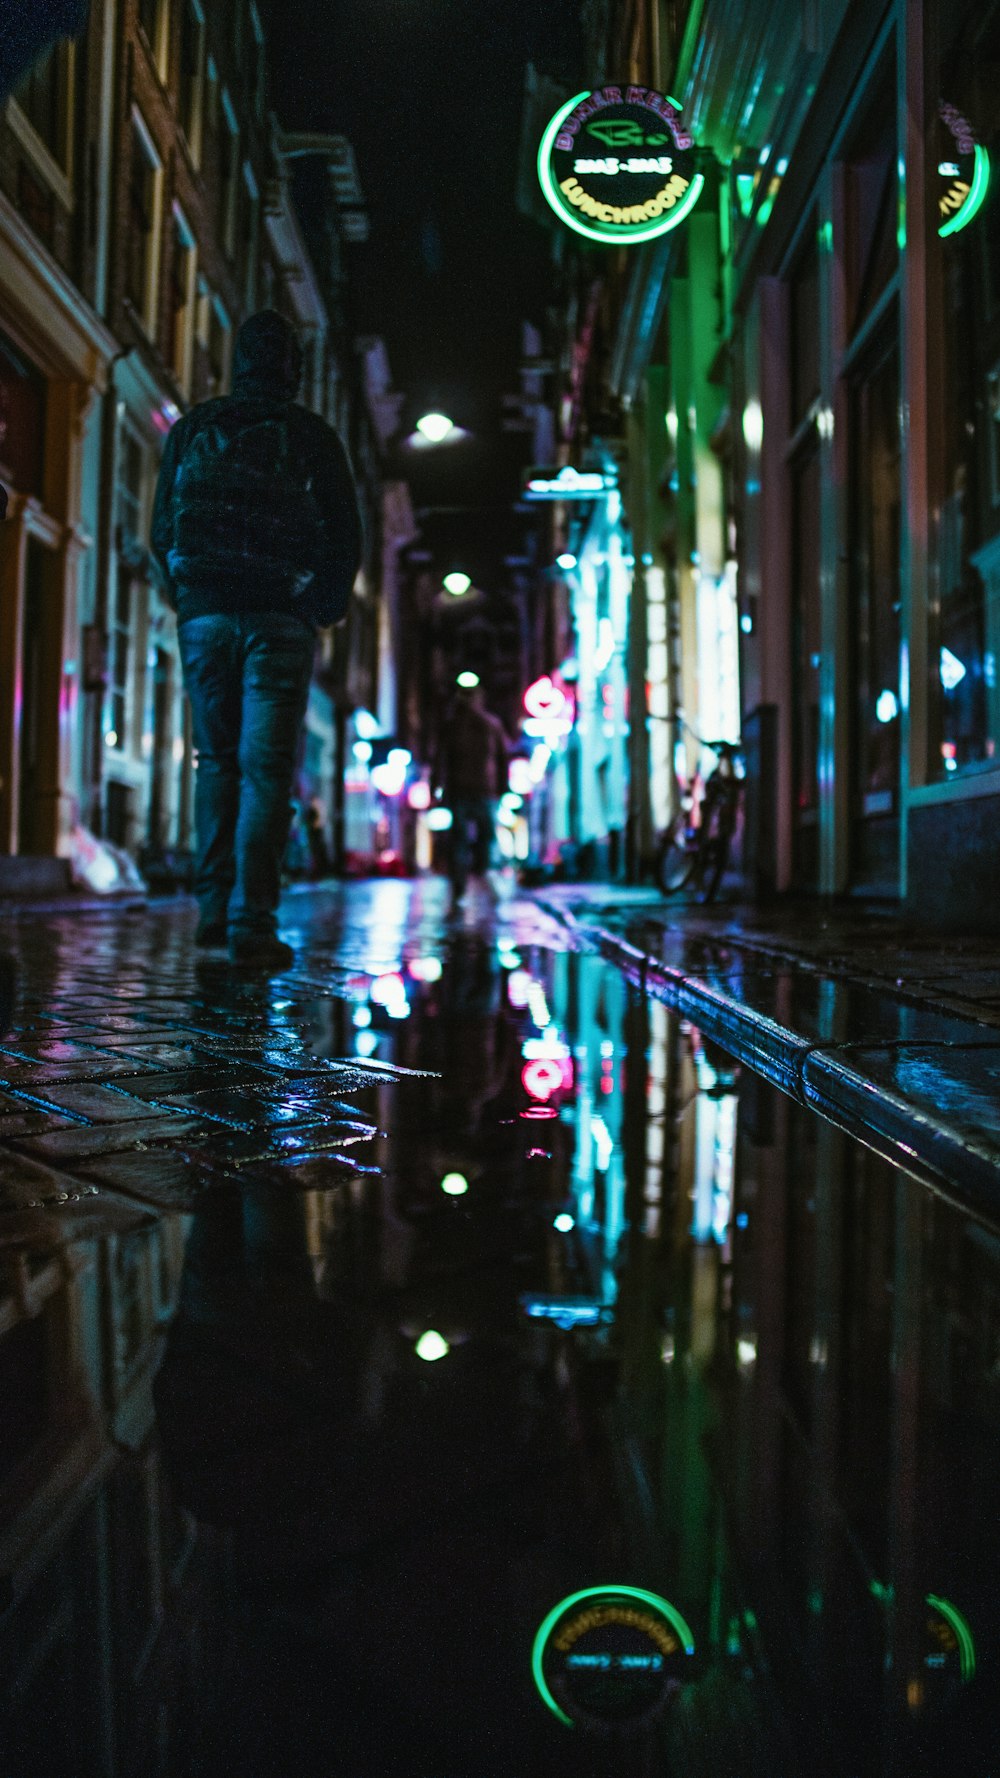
[261, 0, 584, 545]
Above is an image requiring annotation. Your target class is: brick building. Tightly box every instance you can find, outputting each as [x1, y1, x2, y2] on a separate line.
[0, 0, 399, 889]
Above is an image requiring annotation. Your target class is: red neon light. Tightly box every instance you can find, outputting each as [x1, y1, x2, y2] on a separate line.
[524, 676, 569, 721]
[522, 1058, 564, 1100]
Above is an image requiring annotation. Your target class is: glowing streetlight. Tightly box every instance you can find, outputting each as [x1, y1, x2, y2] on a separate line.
[441, 1172, 469, 1196]
[457, 671, 480, 689]
[556, 552, 577, 570]
[443, 571, 471, 595]
[415, 1330, 450, 1362]
[416, 412, 456, 443]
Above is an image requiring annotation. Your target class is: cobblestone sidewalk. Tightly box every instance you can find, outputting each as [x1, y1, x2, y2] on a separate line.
[0, 892, 427, 1249]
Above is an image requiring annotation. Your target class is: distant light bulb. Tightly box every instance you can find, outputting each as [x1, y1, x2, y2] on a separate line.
[416, 1330, 450, 1361]
[353, 740, 373, 762]
[416, 412, 455, 443]
[354, 709, 379, 740]
[457, 671, 479, 689]
[556, 552, 577, 570]
[441, 1172, 468, 1196]
[554, 1212, 575, 1233]
[444, 571, 471, 595]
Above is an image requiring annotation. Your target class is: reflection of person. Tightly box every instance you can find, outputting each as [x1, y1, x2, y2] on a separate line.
[154, 1177, 565, 1774]
[304, 801, 332, 879]
[432, 685, 508, 900]
[151, 310, 362, 972]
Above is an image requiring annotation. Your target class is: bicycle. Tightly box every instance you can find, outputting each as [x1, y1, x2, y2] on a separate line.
[654, 735, 743, 903]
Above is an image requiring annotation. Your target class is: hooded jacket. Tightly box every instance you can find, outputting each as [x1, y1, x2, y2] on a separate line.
[151, 310, 363, 630]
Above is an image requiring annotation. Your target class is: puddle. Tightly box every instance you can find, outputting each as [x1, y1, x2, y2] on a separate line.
[0, 901, 995, 1775]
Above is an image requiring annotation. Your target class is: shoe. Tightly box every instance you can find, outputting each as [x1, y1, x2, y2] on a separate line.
[195, 917, 228, 948]
[228, 934, 295, 971]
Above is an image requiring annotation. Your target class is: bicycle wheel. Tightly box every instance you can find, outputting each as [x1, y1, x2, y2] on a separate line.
[656, 821, 697, 895]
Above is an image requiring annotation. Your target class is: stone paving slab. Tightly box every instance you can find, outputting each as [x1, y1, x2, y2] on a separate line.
[0, 898, 399, 1245]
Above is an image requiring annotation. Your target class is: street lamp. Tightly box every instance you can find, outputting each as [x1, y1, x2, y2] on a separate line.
[457, 671, 480, 689]
[443, 571, 471, 595]
[416, 412, 457, 443]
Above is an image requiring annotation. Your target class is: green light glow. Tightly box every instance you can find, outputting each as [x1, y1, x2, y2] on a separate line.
[926, 1594, 976, 1683]
[416, 412, 455, 442]
[443, 571, 471, 595]
[441, 1172, 468, 1196]
[415, 1330, 450, 1362]
[736, 172, 756, 218]
[537, 93, 704, 246]
[456, 671, 480, 689]
[531, 1584, 696, 1728]
[939, 145, 990, 237]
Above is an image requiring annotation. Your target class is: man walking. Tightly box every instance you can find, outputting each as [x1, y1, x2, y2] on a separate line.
[432, 683, 509, 901]
[152, 309, 362, 970]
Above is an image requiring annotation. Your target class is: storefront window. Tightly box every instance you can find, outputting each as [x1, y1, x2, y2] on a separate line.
[841, 62, 901, 891]
[928, 7, 1000, 780]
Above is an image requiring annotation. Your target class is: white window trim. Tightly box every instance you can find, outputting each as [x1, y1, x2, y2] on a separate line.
[130, 105, 164, 341]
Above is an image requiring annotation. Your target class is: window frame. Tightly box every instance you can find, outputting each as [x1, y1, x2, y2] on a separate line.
[127, 106, 165, 341]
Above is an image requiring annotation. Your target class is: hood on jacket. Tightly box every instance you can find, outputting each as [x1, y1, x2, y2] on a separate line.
[232, 309, 304, 399]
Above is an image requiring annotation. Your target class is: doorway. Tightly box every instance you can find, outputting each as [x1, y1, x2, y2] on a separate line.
[17, 536, 61, 855]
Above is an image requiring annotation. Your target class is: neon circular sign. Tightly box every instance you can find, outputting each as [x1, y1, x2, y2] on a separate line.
[938, 102, 990, 238]
[538, 86, 704, 246]
[523, 675, 569, 721]
[532, 1586, 695, 1728]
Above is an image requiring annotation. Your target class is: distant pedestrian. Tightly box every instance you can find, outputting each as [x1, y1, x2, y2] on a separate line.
[304, 802, 333, 880]
[152, 310, 362, 970]
[432, 684, 509, 900]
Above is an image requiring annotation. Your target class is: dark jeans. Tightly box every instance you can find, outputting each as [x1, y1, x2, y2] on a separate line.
[178, 611, 314, 938]
[449, 795, 496, 893]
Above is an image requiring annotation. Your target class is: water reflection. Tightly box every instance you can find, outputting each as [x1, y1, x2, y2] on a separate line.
[0, 905, 996, 1775]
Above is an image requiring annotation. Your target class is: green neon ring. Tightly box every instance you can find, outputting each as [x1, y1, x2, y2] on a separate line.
[537, 93, 705, 246]
[531, 1584, 696, 1728]
[925, 1593, 977, 1683]
[939, 144, 990, 237]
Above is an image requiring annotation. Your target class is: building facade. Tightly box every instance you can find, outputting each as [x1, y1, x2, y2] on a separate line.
[0, 0, 399, 889]
[526, 0, 1000, 923]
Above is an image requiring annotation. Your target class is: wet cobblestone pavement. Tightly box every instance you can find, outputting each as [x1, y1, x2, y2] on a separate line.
[0, 882, 997, 1776]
